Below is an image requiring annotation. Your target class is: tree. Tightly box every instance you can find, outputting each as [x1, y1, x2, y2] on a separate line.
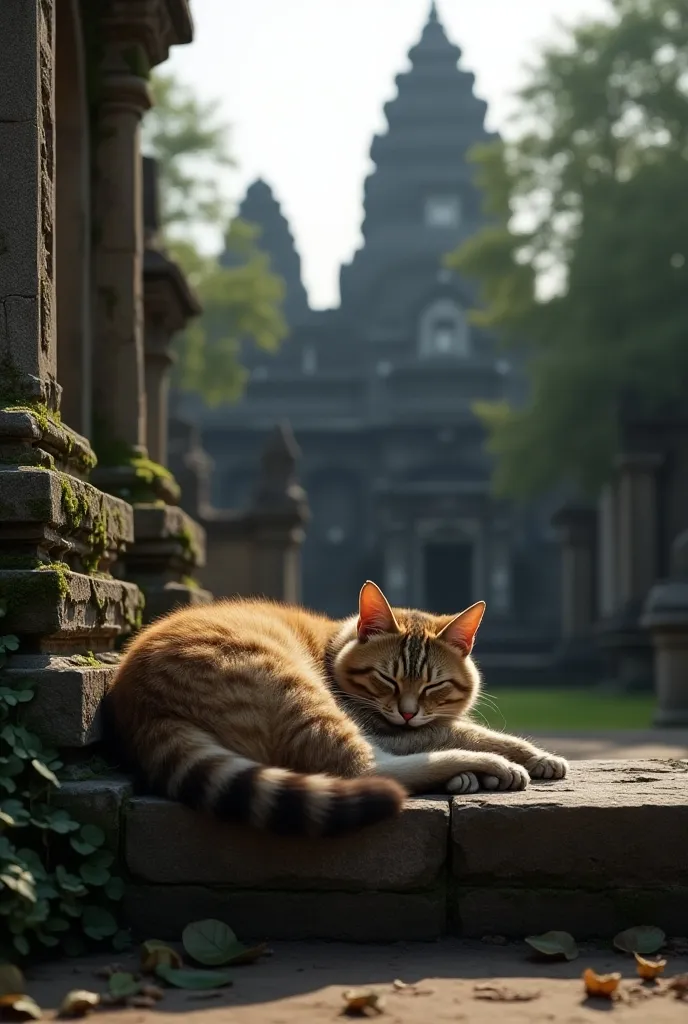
[447, 0, 688, 498]
[142, 74, 287, 406]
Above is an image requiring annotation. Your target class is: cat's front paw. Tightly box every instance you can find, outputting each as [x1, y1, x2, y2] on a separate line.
[525, 752, 568, 780]
[480, 759, 530, 792]
[446, 772, 480, 795]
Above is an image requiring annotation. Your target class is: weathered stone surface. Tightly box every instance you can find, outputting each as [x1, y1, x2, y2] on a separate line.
[0, 570, 142, 644]
[124, 885, 446, 942]
[125, 797, 449, 891]
[451, 760, 688, 887]
[131, 503, 206, 567]
[142, 582, 212, 622]
[57, 777, 132, 847]
[3, 655, 114, 746]
[454, 887, 688, 939]
[0, 467, 134, 570]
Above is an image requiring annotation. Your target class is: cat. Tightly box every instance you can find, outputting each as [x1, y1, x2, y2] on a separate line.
[104, 580, 567, 838]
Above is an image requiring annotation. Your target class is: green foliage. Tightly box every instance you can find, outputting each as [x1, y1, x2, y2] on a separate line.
[142, 73, 287, 406]
[0, 615, 127, 962]
[447, 0, 688, 498]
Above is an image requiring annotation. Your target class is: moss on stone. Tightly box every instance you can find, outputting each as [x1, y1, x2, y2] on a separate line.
[181, 575, 201, 590]
[60, 475, 90, 531]
[176, 524, 202, 566]
[70, 651, 101, 668]
[0, 563, 72, 615]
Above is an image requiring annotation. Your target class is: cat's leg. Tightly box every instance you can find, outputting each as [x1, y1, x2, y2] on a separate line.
[371, 746, 529, 792]
[446, 721, 568, 780]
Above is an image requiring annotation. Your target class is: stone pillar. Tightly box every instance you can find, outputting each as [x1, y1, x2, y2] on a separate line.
[142, 157, 200, 467]
[597, 482, 619, 618]
[0, 0, 142, 751]
[616, 453, 663, 606]
[91, 18, 150, 455]
[642, 530, 688, 726]
[551, 502, 597, 643]
[248, 424, 310, 603]
[168, 418, 215, 520]
[0, 0, 57, 409]
[596, 453, 663, 689]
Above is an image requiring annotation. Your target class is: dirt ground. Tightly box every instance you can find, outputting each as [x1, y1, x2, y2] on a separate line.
[25, 940, 688, 1024]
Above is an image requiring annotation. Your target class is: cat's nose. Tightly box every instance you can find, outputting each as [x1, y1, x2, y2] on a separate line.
[401, 710, 417, 722]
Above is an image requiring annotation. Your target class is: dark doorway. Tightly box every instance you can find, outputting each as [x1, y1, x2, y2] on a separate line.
[423, 542, 474, 614]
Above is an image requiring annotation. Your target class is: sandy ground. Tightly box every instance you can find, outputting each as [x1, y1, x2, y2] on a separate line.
[25, 940, 688, 1024]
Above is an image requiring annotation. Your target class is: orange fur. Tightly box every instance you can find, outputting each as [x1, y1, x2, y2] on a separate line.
[105, 583, 568, 837]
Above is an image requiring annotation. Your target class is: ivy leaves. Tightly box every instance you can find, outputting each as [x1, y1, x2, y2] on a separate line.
[0, 626, 126, 962]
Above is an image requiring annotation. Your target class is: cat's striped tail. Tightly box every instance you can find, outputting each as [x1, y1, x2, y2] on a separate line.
[134, 724, 406, 837]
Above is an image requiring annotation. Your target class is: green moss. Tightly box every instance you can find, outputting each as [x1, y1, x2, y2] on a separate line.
[177, 524, 201, 566]
[181, 575, 200, 590]
[0, 563, 72, 618]
[60, 476, 90, 531]
[37, 562, 71, 600]
[70, 651, 101, 667]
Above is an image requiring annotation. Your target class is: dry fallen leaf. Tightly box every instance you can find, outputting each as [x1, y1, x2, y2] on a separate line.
[473, 984, 541, 1003]
[583, 968, 622, 999]
[57, 991, 100, 1019]
[140, 941, 183, 973]
[139, 985, 165, 1001]
[634, 953, 666, 980]
[342, 989, 385, 1017]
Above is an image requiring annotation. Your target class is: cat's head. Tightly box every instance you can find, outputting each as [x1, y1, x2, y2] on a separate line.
[332, 580, 484, 730]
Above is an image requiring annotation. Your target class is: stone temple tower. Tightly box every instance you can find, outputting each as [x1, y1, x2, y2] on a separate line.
[222, 178, 310, 329]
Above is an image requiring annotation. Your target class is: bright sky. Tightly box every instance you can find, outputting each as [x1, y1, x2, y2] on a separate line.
[166, 0, 610, 310]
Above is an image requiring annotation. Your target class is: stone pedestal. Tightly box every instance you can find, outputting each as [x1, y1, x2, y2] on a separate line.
[642, 530, 688, 726]
[197, 424, 309, 602]
[122, 503, 211, 623]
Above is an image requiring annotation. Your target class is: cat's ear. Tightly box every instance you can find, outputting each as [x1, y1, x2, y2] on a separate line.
[436, 601, 486, 655]
[357, 581, 400, 642]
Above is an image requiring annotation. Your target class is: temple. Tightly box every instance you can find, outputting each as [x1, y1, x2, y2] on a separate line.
[179, 4, 560, 667]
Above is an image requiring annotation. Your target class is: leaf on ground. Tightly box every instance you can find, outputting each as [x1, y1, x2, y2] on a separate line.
[182, 919, 266, 967]
[154, 965, 234, 991]
[139, 985, 164, 1002]
[0, 967, 25, 999]
[127, 996, 157, 1009]
[341, 989, 386, 1017]
[525, 931, 579, 961]
[107, 973, 140, 1001]
[473, 984, 541, 1002]
[57, 991, 100, 1019]
[634, 953, 666, 980]
[583, 968, 621, 999]
[140, 940, 183, 973]
[614, 926, 665, 955]
[1, 997, 42, 1020]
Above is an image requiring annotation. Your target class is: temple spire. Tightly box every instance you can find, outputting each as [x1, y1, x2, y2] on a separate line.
[429, 1, 439, 22]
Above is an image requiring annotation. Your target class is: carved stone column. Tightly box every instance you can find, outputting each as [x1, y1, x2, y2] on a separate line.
[90, 0, 190, 505]
[552, 502, 597, 642]
[0, 0, 142, 750]
[597, 453, 663, 689]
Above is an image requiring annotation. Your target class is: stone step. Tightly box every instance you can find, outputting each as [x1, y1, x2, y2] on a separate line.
[61, 759, 688, 942]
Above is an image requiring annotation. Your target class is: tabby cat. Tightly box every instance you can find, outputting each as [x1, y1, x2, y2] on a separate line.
[105, 581, 567, 837]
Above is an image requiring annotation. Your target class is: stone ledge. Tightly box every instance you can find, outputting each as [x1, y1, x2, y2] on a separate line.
[454, 886, 688, 939]
[451, 759, 688, 888]
[125, 796, 449, 891]
[56, 777, 132, 848]
[123, 885, 446, 942]
[4, 655, 116, 746]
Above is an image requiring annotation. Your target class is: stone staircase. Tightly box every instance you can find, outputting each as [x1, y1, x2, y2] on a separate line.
[59, 759, 688, 943]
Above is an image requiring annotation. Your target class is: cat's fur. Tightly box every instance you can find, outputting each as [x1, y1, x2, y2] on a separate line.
[105, 581, 567, 837]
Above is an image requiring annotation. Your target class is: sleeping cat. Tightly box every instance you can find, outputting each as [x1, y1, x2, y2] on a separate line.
[105, 580, 567, 838]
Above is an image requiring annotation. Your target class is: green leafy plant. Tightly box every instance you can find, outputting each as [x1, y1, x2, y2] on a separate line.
[0, 607, 128, 961]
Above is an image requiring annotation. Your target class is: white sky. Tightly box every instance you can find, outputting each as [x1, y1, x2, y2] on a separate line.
[166, 0, 610, 309]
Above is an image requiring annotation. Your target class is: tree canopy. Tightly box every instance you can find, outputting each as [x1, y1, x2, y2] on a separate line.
[143, 74, 287, 406]
[447, 0, 688, 499]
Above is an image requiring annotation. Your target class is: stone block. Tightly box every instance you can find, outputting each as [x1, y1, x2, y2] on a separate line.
[4, 654, 114, 746]
[123, 885, 446, 942]
[57, 777, 132, 850]
[454, 887, 688, 940]
[131, 504, 206, 567]
[125, 797, 449, 891]
[451, 760, 688, 888]
[0, 570, 142, 644]
[142, 582, 212, 622]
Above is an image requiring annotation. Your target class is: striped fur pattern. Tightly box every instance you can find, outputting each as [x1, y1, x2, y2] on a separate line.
[105, 582, 567, 837]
